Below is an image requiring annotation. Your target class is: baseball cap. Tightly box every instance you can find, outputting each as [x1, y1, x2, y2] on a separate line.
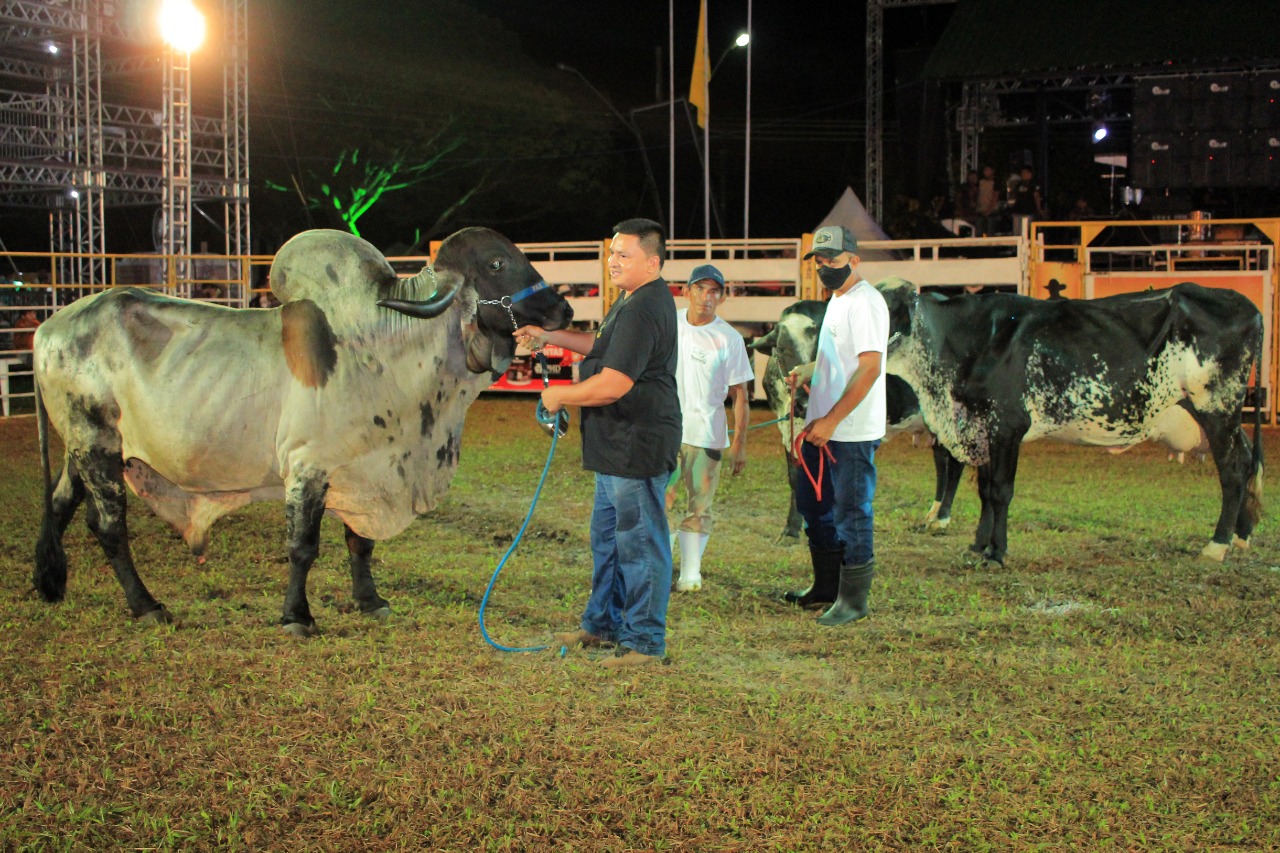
[687, 264, 725, 289]
[803, 225, 858, 259]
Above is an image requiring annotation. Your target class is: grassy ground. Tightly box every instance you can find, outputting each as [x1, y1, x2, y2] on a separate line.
[0, 397, 1277, 851]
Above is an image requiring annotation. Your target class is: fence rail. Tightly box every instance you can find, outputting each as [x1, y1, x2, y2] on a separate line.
[3, 217, 1279, 416]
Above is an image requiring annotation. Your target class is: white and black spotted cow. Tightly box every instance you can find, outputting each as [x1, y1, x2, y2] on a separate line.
[752, 298, 924, 544]
[882, 278, 1264, 565]
[32, 228, 573, 635]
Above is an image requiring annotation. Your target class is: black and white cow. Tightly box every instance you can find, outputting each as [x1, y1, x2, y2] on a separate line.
[882, 279, 1264, 565]
[752, 298, 924, 544]
[33, 228, 573, 634]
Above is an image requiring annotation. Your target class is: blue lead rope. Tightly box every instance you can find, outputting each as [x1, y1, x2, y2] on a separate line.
[477, 351, 564, 654]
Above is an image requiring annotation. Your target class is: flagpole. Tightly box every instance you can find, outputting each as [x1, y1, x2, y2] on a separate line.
[744, 0, 752, 241]
[700, 1, 710, 240]
[668, 0, 675, 240]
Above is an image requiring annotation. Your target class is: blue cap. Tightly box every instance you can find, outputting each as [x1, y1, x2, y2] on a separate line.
[688, 264, 725, 289]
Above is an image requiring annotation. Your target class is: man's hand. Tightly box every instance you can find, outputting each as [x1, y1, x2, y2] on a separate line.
[514, 325, 549, 351]
[787, 361, 815, 391]
[728, 439, 747, 476]
[803, 414, 836, 447]
[541, 385, 564, 413]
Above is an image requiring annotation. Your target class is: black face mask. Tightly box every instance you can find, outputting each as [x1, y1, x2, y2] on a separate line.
[817, 264, 852, 290]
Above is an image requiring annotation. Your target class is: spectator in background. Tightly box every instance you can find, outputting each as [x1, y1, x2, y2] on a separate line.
[13, 308, 40, 351]
[955, 170, 979, 222]
[1009, 166, 1045, 235]
[975, 165, 1000, 236]
[1068, 197, 1096, 220]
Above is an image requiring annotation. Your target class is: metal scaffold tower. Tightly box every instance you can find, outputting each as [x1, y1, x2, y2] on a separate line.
[865, 0, 955, 225]
[0, 0, 249, 293]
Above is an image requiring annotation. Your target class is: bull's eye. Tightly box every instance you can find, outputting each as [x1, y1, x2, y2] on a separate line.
[489, 259, 503, 272]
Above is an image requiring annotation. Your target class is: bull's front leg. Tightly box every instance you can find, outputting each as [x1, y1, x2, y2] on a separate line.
[281, 468, 329, 638]
[778, 455, 805, 545]
[345, 525, 391, 618]
[969, 442, 1021, 567]
[924, 443, 965, 533]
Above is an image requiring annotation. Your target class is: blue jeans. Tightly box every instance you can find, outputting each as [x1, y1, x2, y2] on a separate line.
[794, 439, 880, 565]
[581, 472, 673, 657]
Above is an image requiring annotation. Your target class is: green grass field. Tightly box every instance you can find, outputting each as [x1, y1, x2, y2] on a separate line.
[1, 397, 1277, 851]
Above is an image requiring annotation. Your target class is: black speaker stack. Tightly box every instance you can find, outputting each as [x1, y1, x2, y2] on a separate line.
[1131, 72, 1280, 188]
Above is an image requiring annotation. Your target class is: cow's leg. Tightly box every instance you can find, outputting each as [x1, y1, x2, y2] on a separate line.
[77, 448, 169, 623]
[777, 455, 804, 545]
[345, 524, 391, 619]
[924, 444, 965, 533]
[281, 469, 328, 637]
[1232, 424, 1264, 548]
[32, 454, 87, 603]
[1199, 419, 1254, 561]
[973, 442, 1020, 567]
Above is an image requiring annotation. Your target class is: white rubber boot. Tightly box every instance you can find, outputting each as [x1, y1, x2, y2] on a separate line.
[677, 531, 709, 592]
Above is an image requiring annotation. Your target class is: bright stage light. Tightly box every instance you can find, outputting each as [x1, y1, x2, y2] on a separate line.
[735, 32, 750, 48]
[1092, 122, 1109, 142]
[159, 0, 206, 53]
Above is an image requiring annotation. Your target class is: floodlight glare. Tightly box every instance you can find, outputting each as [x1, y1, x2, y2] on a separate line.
[159, 0, 206, 53]
[1092, 122, 1109, 142]
[735, 32, 750, 48]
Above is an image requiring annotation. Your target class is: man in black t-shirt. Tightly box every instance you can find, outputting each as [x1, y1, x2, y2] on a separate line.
[515, 218, 680, 668]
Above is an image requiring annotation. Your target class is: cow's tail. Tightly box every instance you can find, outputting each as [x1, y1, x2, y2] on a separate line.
[32, 365, 68, 602]
[1244, 350, 1265, 528]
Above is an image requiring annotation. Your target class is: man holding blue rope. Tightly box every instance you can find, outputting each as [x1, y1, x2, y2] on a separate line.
[515, 218, 680, 669]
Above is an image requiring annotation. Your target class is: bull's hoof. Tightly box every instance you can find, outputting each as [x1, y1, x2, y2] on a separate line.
[138, 606, 173, 626]
[773, 532, 802, 547]
[282, 621, 319, 639]
[363, 605, 392, 621]
[1232, 535, 1250, 551]
[1199, 541, 1229, 562]
[925, 517, 951, 534]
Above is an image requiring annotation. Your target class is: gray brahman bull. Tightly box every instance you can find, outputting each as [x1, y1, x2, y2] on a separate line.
[32, 227, 573, 635]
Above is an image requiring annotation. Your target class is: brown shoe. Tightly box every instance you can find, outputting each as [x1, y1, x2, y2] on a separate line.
[553, 629, 611, 649]
[600, 649, 664, 669]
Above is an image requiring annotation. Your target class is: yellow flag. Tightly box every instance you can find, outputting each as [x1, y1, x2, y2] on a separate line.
[689, 0, 709, 129]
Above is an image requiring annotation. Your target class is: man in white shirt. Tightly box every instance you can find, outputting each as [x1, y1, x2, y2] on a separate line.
[785, 226, 889, 626]
[666, 264, 755, 593]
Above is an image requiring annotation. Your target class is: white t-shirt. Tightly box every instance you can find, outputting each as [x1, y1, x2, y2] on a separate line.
[805, 280, 889, 442]
[675, 309, 756, 449]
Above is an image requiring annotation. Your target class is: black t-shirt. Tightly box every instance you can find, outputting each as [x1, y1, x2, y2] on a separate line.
[578, 278, 681, 478]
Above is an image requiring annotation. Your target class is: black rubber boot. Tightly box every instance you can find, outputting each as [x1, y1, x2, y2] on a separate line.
[816, 560, 874, 626]
[784, 548, 843, 607]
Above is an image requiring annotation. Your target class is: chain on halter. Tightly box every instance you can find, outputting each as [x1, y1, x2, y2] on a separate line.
[477, 280, 552, 332]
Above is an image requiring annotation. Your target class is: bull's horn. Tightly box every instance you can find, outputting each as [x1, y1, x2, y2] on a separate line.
[377, 266, 460, 319]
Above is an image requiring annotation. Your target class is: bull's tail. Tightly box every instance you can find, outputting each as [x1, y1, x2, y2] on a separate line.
[1243, 352, 1265, 528]
[32, 365, 68, 602]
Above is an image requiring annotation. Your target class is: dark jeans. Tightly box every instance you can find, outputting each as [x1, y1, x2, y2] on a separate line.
[581, 472, 673, 657]
[794, 438, 880, 566]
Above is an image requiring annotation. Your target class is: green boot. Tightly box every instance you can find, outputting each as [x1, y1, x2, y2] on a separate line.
[784, 548, 842, 607]
[816, 560, 874, 626]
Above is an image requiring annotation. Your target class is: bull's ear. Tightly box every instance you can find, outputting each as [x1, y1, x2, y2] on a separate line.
[752, 329, 778, 355]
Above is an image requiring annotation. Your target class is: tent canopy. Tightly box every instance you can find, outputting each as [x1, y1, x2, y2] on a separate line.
[818, 187, 897, 261]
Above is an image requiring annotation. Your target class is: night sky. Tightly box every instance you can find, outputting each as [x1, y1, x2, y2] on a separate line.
[247, 0, 957, 245]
